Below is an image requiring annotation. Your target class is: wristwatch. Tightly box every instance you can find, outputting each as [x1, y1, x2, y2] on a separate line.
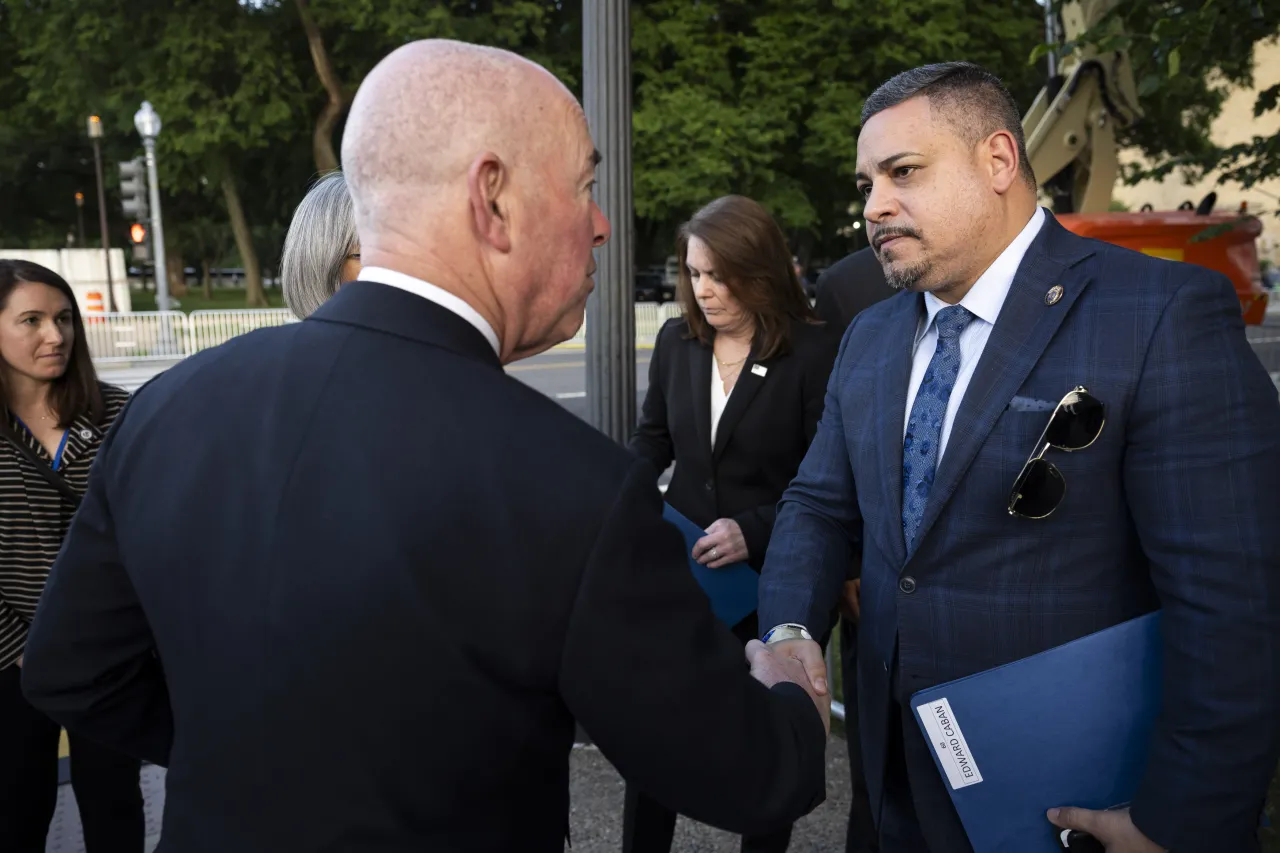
[763, 623, 814, 644]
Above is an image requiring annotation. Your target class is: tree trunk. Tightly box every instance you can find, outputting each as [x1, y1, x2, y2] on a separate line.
[220, 167, 268, 308]
[167, 250, 188, 298]
[201, 258, 212, 301]
[295, 0, 349, 173]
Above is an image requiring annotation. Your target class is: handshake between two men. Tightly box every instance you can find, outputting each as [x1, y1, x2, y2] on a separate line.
[745, 577, 868, 732]
[745, 638, 833, 735]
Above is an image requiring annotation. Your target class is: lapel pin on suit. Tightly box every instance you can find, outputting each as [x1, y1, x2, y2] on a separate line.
[751, 364, 768, 377]
[1045, 285, 1064, 306]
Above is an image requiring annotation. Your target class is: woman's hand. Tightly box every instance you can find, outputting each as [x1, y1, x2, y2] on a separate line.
[693, 519, 748, 568]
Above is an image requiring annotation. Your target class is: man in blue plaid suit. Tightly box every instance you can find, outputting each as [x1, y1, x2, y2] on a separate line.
[758, 62, 1280, 853]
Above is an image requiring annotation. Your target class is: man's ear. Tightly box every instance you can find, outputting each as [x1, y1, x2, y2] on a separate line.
[984, 129, 1022, 195]
[468, 152, 512, 253]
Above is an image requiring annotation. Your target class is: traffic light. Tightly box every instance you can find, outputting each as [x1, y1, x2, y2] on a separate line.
[128, 222, 149, 262]
[118, 158, 148, 221]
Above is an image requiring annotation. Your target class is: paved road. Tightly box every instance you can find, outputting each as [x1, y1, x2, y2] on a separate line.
[97, 348, 653, 421]
[504, 348, 651, 422]
[565, 740, 852, 853]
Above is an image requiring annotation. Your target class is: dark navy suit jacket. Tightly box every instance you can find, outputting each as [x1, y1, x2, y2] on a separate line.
[759, 212, 1280, 852]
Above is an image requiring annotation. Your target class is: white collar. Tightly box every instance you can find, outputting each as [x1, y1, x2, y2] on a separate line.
[356, 267, 501, 357]
[919, 206, 1046, 338]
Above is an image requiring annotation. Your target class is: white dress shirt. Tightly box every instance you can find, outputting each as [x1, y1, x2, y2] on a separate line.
[357, 266, 501, 357]
[710, 357, 731, 448]
[903, 207, 1046, 462]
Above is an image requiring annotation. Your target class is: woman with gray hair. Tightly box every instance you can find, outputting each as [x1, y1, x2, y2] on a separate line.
[280, 170, 362, 319]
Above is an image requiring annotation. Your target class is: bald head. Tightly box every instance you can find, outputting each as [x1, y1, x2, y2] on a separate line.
[343, 39, 583, 237]
[339, 39, 610, 364]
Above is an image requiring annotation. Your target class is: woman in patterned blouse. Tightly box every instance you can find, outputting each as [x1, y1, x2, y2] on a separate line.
[0, 259, 143, 852]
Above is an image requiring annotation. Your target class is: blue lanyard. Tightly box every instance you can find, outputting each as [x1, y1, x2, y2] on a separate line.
[12, 415, 70, 471]
[51, 429, 70, 472]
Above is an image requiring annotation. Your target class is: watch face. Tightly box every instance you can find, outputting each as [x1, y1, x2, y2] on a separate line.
[766, 625, 809, 644]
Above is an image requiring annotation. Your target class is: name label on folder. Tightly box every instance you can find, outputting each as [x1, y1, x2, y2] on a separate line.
[916, 697, 984, 789]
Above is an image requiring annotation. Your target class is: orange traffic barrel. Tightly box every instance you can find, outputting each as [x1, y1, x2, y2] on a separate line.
[84, 290, 106, 324]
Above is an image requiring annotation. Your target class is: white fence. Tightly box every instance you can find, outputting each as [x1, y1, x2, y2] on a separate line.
[85, 304, 684, 364]
[186, 309, 298, 354]
[84, 312, 189, 363]
[85, 309, 297, 364]
[563, 301, 686, 347]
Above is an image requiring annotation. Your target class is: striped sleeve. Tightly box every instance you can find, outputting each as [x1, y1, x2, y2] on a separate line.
[0, 599, 27, 669]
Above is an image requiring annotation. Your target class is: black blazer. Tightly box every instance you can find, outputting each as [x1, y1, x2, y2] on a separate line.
[812, 246, 896, 334]
[629, 316, 840, 572]
[20, 282, 826, 853]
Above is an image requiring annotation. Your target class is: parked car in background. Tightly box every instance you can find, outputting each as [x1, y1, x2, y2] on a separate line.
[635, 268, 665, 302]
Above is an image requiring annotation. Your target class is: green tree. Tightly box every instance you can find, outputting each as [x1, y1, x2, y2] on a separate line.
[1041, 0, 1280, 198]
[8, 0, 310, 306]
[0, 2, 127, 248]
[630, 0, 1046, 263]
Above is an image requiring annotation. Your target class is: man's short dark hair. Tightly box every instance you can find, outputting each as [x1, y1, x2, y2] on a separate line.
[861, 61, 1036, 188]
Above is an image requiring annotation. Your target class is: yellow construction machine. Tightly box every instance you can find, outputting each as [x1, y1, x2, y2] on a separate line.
[1023, 0, 1267, 322]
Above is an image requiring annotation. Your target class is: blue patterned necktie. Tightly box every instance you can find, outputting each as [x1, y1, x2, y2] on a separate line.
[901, 305, 975, 553]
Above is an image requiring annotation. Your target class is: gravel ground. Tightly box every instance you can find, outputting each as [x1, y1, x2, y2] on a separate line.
[565, 739, 852, 852]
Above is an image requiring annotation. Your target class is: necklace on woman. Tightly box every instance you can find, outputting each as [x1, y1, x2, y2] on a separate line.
[715, 352, 747, 369]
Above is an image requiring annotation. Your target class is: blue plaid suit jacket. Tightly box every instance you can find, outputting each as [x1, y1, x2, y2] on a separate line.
[759, 212, 1280, 852]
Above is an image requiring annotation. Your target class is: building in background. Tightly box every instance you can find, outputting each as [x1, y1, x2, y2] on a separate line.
[1113, 39, 1280, 265]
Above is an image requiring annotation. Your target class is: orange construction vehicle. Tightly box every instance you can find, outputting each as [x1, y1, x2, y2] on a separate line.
[1056, 211, 1267, 324]
[1025, 0, 1268, 322]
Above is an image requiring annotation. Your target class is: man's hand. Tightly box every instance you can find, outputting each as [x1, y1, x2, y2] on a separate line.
[837, 579, 861, 622]
[693, 518, 748, 568]
[764, 637, 828, 696]
[745, 640, 831, 735]
[1047, 807, 1165, 852]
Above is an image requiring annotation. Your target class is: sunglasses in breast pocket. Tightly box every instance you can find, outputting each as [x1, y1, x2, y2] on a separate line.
[1007, 385, 1106, 519]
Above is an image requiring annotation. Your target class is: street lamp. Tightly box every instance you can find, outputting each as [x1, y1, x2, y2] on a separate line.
[86, 115, 116, 311]
[134, 101, 170, 312]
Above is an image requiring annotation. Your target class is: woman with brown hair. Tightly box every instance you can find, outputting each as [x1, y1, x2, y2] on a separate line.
[624, 195, 841, 853]
[0, 259, 143, 852]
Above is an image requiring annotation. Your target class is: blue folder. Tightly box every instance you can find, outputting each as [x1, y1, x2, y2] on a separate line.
[661, 503, 758, 627]
[909, 611, 1163, 853]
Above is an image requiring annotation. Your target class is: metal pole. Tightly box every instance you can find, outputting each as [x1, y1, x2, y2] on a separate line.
[89, 137, 117, 312]
[74, 193, 86, 247]
[582, 0, 635, 444]
[1045, 0, 1059, 79]
[142, 136, 170, 313]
